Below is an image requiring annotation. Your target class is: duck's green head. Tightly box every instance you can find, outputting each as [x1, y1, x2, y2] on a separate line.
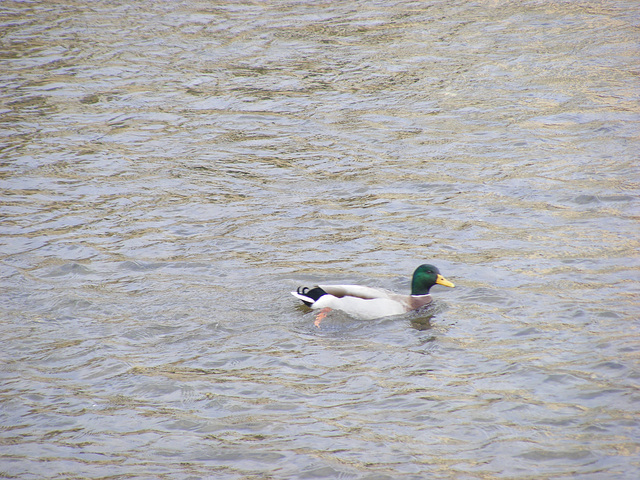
[411, 264, 455, 295]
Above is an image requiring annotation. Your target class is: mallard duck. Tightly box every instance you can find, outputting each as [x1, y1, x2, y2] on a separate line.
[291, 264, 454, 326]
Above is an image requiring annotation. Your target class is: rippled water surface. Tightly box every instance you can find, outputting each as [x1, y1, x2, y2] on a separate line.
[1, 1, 639, 478]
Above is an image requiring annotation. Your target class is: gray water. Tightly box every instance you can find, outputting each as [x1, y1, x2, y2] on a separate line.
[1, 1, 639, 479]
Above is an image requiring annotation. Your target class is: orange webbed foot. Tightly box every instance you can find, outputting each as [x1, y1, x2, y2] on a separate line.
[314, 308, 331, 328]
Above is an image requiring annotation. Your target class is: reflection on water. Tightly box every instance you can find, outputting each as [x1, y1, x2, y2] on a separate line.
[1, 0, 639, 478]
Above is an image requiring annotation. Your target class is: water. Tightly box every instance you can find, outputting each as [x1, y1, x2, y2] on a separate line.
[1, 1, 639, 478]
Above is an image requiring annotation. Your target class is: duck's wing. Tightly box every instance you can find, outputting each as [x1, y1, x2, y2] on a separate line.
[291, 284, 420, 320]
[318, 284, 394, 300]
[314, 294, 409, 320]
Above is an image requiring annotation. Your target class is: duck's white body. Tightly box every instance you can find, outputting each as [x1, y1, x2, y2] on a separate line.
[291, 284, 433, 320]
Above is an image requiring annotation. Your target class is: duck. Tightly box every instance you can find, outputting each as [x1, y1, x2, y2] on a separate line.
[291, 264, 454, 326]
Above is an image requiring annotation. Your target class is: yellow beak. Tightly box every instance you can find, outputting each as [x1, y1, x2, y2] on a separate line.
[436, 274, 455, 288]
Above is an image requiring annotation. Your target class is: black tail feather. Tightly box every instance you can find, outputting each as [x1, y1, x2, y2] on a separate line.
[296, 286, 327, 306]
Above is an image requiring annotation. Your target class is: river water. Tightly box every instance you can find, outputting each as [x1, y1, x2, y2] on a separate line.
[1, 1, 639, 478]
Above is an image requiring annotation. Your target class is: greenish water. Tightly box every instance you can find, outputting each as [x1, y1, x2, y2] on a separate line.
[1, 1, 639, 478]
